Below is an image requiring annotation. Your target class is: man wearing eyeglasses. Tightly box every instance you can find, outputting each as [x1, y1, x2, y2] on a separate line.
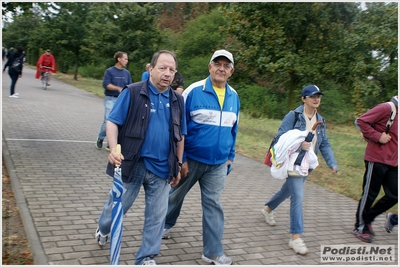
[162, 49, 240, 265]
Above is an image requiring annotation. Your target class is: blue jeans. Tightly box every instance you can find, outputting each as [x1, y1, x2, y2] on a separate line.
[98, 159, 170, 265]
[164, 158, 227, 258]
[265, 176, 307, 234]
[97, 96, 118, 140]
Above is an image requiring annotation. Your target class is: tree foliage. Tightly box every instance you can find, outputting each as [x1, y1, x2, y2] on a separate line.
[349, 2, 398, 110]
[225, 2, 362, 112]
[175, 8, 230, 85]
[84, 2, 163, 81]
[1, 2, 397, 122]
[225, 2, 397, 115]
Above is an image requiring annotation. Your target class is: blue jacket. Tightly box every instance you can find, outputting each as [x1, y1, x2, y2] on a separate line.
[276, 105, 338, 171]
[182, 76, 240, 165]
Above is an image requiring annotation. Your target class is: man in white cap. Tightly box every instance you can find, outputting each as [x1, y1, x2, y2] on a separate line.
[162, 49, 240, 265]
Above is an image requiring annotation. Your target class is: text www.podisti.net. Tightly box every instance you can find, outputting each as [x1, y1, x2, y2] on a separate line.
[320, 245, 395, 263]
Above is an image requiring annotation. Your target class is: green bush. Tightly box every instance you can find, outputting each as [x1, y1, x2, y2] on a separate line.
[234, 79, 358, 124]
[79, 64, 107, 79]
[178, 56, 210, 87]
[235, 83, 288, 119]
[317, 81, 357, 124]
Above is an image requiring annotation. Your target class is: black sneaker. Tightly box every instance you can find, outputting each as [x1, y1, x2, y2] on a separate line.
[96, 138, 103, 149]
[105, 145, 110, 151]
[353, 229, 372, 243]
[364, 223, 375, 236]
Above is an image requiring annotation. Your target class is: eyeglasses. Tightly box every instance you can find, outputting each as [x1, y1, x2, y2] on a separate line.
[211, 61, 233, 70]
[157, 66, 177, 75]
[306, 95, 322, 99]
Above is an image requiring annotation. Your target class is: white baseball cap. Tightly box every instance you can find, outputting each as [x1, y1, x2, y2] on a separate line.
[210, 49, 234, 65]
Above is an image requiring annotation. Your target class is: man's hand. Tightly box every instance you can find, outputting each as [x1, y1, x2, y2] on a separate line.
[379, 132, 391, 144]
[181, 162, 189, 178]
[108, 149, 124, 166]
[169, 173, 181, 188]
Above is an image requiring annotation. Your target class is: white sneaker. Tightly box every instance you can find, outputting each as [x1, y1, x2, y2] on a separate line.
[142, 257, 156, 265]
[9, 94, 19, 98]
[289, 238, 308, 255]
[162, 228, 170, 239]
[261, 207, 276, 226]
[13, 92, 19, 96]
[202, 254, 233, 265]
[385, 213, 394, 233]
[95, 227, 109, 245]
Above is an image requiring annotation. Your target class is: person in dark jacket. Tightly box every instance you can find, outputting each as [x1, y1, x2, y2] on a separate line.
[3, 46, 24, 98]
[95, 50, 186, 265]
[6, 47, 14, 59]
[170, 71, 185, 94]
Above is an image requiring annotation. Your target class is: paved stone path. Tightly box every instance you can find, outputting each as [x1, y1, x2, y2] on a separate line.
[2, 66, 397, 265]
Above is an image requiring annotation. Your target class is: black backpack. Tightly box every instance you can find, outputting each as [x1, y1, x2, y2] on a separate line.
[11, 54, 24, 72]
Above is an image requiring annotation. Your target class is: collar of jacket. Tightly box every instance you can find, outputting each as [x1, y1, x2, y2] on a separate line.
[294, 104, 323, 121]
[202, 76, 233, 96]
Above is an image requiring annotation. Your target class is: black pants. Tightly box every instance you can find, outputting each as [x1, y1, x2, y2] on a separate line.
[8, 68, 20, 95]
[354, 161, 398, 231]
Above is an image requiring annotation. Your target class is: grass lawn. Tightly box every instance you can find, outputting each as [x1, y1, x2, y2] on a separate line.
[51, 70, 397, 213]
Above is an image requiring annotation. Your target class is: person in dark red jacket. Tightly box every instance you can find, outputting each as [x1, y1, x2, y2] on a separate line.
[35, 49, 57, 86]
[353, 96, 398, 243]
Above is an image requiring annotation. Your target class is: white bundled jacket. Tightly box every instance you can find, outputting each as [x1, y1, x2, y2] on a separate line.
[270, 129, 319, 179]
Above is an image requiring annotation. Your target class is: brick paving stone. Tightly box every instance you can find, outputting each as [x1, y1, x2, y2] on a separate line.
[2, 67, 397, 265]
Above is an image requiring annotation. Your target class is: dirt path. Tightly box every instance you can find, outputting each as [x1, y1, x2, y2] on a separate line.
[2, 160, 33, 265]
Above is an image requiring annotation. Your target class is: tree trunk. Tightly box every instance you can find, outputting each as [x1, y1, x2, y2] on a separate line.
[287, 78, 298, 111]
[73, 52, 79, 80]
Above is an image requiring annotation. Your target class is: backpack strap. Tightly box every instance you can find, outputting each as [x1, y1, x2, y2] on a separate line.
[386, 101, 396, 133]
[268, 111, 299, 150]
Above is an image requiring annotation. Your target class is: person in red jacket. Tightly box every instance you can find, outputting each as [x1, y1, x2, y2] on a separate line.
[353, 96, 398, 243]
[36, 49, 57, 86]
